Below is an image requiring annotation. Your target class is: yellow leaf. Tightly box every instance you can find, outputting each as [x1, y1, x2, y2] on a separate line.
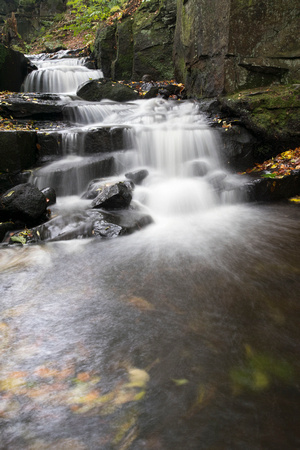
[4, 191, 14, 198]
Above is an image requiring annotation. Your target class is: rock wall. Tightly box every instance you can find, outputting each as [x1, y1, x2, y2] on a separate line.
[94, 0, 177, 81]
[173, 0, 300, 97]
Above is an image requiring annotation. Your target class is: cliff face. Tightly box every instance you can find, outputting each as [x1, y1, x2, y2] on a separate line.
[173, 0, 300, 97]
[94, 0, 177, 81]
[0, 0, 67, 43]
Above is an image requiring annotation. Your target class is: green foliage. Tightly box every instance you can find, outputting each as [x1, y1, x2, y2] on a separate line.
[64, 0, 126, 36]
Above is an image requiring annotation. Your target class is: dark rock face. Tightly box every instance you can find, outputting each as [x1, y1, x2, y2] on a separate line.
[0, 130, 37, 172]
[3, 0, 67, 43]
[77, 79, 139, 102]
[83, 127, 124, 153]
[91, 181, 133, 210]
[173, 0, 300, 97]
[0, 44, 30, 91]
[94, 0, 176, 81]
[0, 183, 47, 224]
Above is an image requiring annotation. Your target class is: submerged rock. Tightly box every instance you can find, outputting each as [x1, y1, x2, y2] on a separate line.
[7, 208, 153, 244]
[125, 169, 149, 185]
[0, 183, 48, 224]
[91, 181, 134, 210]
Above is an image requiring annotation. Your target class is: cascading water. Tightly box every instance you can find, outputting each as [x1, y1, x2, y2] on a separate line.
[23, 53, 104, 94]
[1, 54, 299, 449]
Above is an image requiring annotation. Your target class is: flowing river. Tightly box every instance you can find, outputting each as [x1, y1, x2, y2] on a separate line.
[0, 55, 299, 449]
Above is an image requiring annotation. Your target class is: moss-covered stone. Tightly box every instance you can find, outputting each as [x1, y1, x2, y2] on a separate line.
[94, 23, 117, 78]
[219, 84, 300, 153]
[113, 19, 134, 80]
[94, 0, 176, 81]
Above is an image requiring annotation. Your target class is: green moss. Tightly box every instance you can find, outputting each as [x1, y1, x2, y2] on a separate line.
[224, 84, 300, 143]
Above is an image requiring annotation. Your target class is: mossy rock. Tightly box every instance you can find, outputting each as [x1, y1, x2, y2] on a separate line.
[77, 79, 139, 102]
[219, 84, 300, 152]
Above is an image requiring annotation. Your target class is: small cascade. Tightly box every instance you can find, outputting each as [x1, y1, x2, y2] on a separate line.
[22, 55, 103, 94]
[25, 54, 246, 218]
[32, 129, 114, 196]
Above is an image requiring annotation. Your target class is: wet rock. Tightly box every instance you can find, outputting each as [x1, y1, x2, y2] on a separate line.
[100, 210, 154, 235]
[93, 220, 124, 238]
[77, 79, 139, 102]
[84, 127, 124, 153]
[144, 86, 160, 99]
[91, 181, 133, 210]
[125, 169, 149, 185]
[41, 186, 56, 206]
[11, 208, 153, 244]
[37, 131, 63, 162]
[1, 93, 65, 119]
[0, 183, 47, 224]
[217, 124, 258, 171]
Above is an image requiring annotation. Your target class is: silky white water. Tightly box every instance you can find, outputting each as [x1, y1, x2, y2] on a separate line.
[22, 54, 103, 94]
[32, 97, 242, 218]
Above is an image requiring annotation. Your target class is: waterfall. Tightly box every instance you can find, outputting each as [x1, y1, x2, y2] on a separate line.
[25, 54, 244, 217]
[22, 55, 103, 94]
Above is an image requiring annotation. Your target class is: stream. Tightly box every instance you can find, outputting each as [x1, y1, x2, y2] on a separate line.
[0, 54, 299, 449]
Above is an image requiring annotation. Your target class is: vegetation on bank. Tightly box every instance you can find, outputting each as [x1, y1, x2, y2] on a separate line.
[0, 0, 143, 53]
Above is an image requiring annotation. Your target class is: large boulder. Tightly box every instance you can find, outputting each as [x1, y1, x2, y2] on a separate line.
[0, 44, 30, 91]
[0, 183, 48, 224]
[77, 79, 139, 102]
[219, 84, 300, 154]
